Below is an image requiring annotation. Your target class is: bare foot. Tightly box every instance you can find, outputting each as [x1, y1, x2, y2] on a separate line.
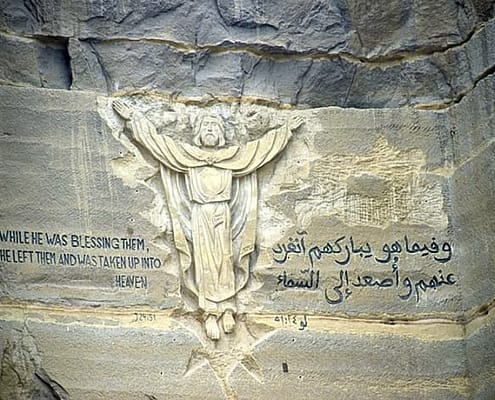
[222, 310, 236, 334]
[205, 315, 220, 340]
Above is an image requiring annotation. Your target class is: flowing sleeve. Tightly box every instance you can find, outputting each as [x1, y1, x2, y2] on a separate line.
[218, 123, 292, 177]
[128, 112, 200, 172]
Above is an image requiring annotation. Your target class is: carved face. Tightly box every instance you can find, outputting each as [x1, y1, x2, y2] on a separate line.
[198, 116, 224, 148]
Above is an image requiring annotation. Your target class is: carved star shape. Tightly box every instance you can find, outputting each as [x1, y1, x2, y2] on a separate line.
[179, 315, 276, 398]
[184, 347, 263, 382]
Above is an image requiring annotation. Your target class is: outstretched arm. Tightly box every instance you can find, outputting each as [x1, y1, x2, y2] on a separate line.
[226, 115, 304, 176]
[112, 99, 193, 173]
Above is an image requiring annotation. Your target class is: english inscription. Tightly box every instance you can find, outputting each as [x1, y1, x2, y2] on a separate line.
[0, 229, 163, 289]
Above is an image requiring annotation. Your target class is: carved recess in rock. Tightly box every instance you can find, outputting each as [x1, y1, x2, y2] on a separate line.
[0, 34, 71, 89]
[111, 98, 303, 340]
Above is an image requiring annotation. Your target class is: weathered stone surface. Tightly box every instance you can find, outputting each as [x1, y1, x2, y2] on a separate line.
[466, 310, 495, 399]
[429, 17, 495, 106]
[1, 2, 493, 108]
[0, 32, 71, 89]
[63, 18, 495, 108]
[0, 307, 472, 400]
[447, 64, 495, 168]
[448, 74, 495, 312]
[231, 329, 468, 400]
[451, 142, 495, 311]
[0, 85, 470, 318]
[1, 71, 494, 398]
[0, 79, 493, 318]
[0, 323, 69, 400]
[68, 38, 108, 92]
[1, 1, 494, 109]
[0, 86, 180, 309]
[0, 2, 494, 399]
[0, 0, 490, 58]
[0, 316, 225, 400]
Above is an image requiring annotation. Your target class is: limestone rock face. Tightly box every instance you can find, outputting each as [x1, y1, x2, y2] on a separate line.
[0, 0, 494, 107]
[1, 0, 492, 55]
[0, 1, 494, 399]
[0, 33, 71, 89]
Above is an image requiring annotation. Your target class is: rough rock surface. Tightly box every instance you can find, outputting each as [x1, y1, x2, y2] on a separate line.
[0, 33, 71, 89]
[0, 1, 494, 399]
[0, 0, 494, 107]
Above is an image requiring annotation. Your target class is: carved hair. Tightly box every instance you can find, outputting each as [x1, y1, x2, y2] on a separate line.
[193, 114, 226, 147]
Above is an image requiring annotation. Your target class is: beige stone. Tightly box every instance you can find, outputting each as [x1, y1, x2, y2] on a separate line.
[1, 76, 494, 397]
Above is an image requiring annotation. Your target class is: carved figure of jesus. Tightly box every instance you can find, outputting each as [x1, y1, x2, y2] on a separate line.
[113, 100, 302, 340]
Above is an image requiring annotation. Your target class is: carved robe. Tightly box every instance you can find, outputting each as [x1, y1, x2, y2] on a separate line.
[128, 113, 291, 312]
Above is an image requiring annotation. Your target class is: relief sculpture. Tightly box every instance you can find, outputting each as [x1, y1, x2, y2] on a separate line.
[112, 100, 303, 340]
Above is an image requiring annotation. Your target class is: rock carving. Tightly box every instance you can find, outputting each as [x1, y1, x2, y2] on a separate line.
[113, 99, 303, 339]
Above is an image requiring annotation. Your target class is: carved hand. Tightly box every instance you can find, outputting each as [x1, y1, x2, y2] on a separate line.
[288, 115, 304, 131]
[112, 99, 132, 120]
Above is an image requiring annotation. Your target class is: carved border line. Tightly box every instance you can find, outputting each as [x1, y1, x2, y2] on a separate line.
[0, 299, 493, 340]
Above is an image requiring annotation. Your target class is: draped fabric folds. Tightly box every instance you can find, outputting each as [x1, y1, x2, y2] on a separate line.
[128, 112, 291, 312]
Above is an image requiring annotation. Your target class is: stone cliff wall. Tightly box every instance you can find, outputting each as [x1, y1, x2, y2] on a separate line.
[0, 1, 494, 399]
